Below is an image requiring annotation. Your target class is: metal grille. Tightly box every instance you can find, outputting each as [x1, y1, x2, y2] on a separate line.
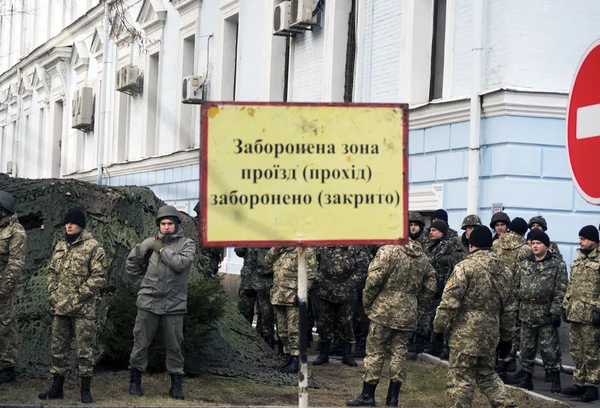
[343, 0, 357, 103]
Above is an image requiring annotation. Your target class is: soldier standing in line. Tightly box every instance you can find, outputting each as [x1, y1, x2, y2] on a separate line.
[490, 212, 511, 242]
[125, 206, 196, 400]
[351, 246, 374, 359]
[408, 212, 427, 249]
[527, 216, 563, 259]
[431, 209, 459, 239]
[265, 246, 317, 374]
[561, 225, 600, 403]
[0, 192, 27, 384]
[433, 226, 517, 408]
[347, 238, 436, 407]
[455, 215, 481, 256]
[235, 247, 259, 325]
[38, 209, 106, 404]
[312, 246, 371, 367]
[513, 229, 567, 393]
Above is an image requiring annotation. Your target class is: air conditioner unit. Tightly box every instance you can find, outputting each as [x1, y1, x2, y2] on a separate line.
[273, 1, 303, 36]
[290, 0, 316, 27]
[116, 65, 143, 95]
[182, 75, 205, 104]
[71, 87, 94, 131]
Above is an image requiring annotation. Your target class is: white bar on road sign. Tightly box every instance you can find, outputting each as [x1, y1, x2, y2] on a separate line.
[577, 103, 600, 139]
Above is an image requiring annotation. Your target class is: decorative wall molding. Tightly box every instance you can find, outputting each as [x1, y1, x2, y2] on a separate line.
[408, 184, 444, 211]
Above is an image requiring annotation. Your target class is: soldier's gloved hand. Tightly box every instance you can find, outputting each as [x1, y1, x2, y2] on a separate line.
[497, 340, 512, 360]
[152, 238, 164, 253]
[561, 311, 569, 324]
[551, 314, 561, 328]
[592, 311, 600, 327]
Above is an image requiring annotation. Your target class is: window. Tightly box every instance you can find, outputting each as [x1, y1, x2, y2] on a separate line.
[146, 52, 160, 157]
[51, 101, 63, 177]
[37, 107, 45, 176]
[429, 0, 446, 101]
[343, 0, 357, 103]
[220, 13, 239, 100]
[180, 35, 195, 149]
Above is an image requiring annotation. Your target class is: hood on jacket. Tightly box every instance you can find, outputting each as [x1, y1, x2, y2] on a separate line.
[497, 231, 526, 251]
[470, 249, 505, 276]
[402, 239, 425, 258]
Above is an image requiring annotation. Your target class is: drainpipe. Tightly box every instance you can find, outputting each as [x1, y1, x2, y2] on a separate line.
[97, 1, 112, 185]
[466, 0, 484, 214]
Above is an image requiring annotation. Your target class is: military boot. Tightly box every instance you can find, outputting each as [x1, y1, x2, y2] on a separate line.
[313, 342, 330, 365]
[331, 338, 343, 356]
[550, 371, 561, 394]
[517, 372, 533, 390]
[80, 377, 93, 403]
[38, 375, 65, 400]
[342, 343, 358, 367]
[509, 369, 526, 384]
[544, 369, 553, 382]
[581, 387, 599, 403]
[506, 359, 517, 373]
[352, 338, 366, 358]
[280, 356, 299, 374]
[385, 380, 401, 407]
[347, 382, 377, 406]
[0, 366, 15, 383]
[561, 384, 586, 397]
[169, 374, 185, 400]
[275, 354, 291, 369]
[129, 368, 143, 396]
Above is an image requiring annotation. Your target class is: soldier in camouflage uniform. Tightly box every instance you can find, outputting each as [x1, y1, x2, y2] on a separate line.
[561, 225, 600, 402]
[527, 216, 562, 260]
[347, 239, 436, 407]
[312, 246, 371, 367]
[455, 215, 481, 256]
[490, 211, 510, 242]
[266, 246, 317, 374]
[431, 209, 459, 239]
[352, 246, 374, 359]
[0, 192, 27, 384]
[513, 229, 567, 393]
[235, 248, 258, 324]
[408, 212, 427, 249]
[433, 226, 516, 408]
[234, 247, 274, 347]
[38, 209, 107, 404]
[193, 202, 222, 275]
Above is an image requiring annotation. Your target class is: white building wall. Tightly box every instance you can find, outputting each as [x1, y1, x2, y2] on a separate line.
[290, 28, 324, 102]
[235, 0, 266, 101]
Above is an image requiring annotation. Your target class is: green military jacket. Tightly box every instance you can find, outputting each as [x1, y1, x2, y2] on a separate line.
[434, 249, 516, 357]
[0, 214, 27, 295]
[363, 239, 436, 331]
[315, 246, 371, 305]
[234, 247, 272, 292]
[266, 247, 317, 306]
[428, 236, 460, 297]
[516, 252, 567, 327]
[48, 230, 106, 318]
[493, 231, 532, 285]
[564, 246, 600, 324]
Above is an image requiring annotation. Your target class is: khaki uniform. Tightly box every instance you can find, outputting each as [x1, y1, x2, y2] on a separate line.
[47, 230, 106, 377]
[434, 249, 515, 408]
[564, 247, 600, 387]
[362, 240, 436, 384]
[0, 214, 27, 370]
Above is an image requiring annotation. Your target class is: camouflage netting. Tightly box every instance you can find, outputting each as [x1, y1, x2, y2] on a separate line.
[0, 174, 321, 387]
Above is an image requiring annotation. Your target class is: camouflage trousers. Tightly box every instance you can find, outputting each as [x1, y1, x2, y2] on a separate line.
[0, 295, 17, 369]
[50, 315, 96, 378]
[317, 299, 355, 344]
[255, 289, 274, 341]
[353, 289, 369, 342]
[238, 289, 257, 323]
[448, 350, 515, 408]
[363, 322, 411, 384]
[274, 305, 299, 356]
[570, 322, 600, 387]
[129, 310, 184, 375]
[519, 323, 561, 374]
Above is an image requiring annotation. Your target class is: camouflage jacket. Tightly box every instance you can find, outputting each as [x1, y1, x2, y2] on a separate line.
[0, 214, 27, 295]
[548, 242, 562, 260]
[492, 231, 531, 285]
[314, 246, 371, 304]
[454, 234, 469, 256]
[428, 236, 460, 297]
[434, 249, 516, 357]
[234, 247, 272, 292]
[363, 239, 436, 331]
[266, 247, 317, 306]
[48, 230, 107, 318]
[516, 252, 567, 327]
[564, 247, 600, 324]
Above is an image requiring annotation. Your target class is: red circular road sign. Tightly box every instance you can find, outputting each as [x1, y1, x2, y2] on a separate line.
[567, 39, 600, 205]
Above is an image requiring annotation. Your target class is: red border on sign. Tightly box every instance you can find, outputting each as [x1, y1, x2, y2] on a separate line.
[199, 102, 409, 248]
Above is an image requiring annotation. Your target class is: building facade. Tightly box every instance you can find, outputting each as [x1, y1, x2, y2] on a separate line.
[0, 0, 599, 271]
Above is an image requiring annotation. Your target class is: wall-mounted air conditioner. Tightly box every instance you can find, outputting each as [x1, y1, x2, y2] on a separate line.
[290, 0, 317, 28]
[273, 1, 300, 36]
[116, 65, 143, 95]
[182, 75, 205, 104]
[71, 87, 94, 132]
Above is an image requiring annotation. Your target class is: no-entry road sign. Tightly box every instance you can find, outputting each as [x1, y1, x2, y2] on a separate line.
[567, 39, 600, 205]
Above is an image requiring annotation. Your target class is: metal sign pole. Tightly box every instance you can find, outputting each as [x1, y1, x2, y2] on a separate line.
[297, 246, 309, 408]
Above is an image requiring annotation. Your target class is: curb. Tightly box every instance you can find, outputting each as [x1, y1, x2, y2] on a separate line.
[416, 353, 570, 407]
[515, 352, 575, 375]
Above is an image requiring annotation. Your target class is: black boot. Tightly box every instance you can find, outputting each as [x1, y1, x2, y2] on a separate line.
[496, 361, 512, 384]
[313, 342, 330, 365]
[275, 354, 291, 369]
[581, 387, 599, 403]
[129, 368, 143, 396]
[517, 372, 533, 390]
[550, 371, 561, 394]
[169, 373, 185, 400]
[385, 381, 401, 407]
[562, 384, 586, 397]
[38, 375, 65, 400]
[0, 366, 15, 383]
[342, 343, 358, 367]
[280, 356, 299, 374]
[506, 359, 517, 373]
[509, 368, 526, 384]
[544, 369, 552, 382]
[331, 338, 343, 356]
[80, 377, 93, 404]
[352, 338, 366, 358]
[347, 382, 377, 406]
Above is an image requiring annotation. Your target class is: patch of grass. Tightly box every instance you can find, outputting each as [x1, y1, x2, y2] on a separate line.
[0, 359, 563, 407]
